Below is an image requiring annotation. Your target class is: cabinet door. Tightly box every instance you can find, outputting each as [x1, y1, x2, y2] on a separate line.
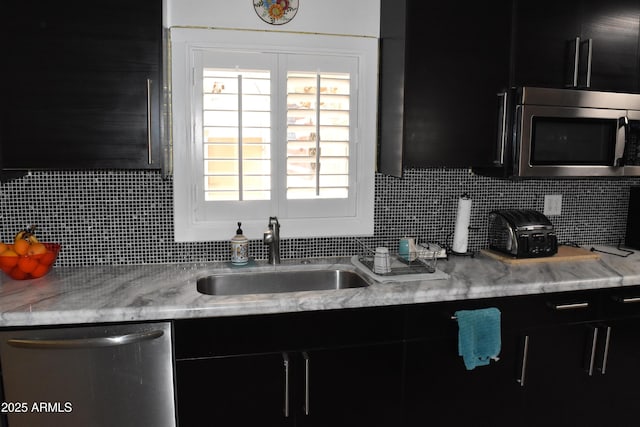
[301, 343, 404, 427]
[592, 317, 640, 425]
[378, 0, 512, 174]
[404, 332, 523, 426]
[580, 0, 640, 92]
[511, 0, 582, 89]
[402, 0, 512, 169]
[519, 322, 606, 427]
[1, 0, 162, 170]
[512, 0, 640, 92]
[175, 353, 291, 427]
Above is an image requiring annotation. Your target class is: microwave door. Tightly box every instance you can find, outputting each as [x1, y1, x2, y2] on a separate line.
[623, 111, 640, 176]
[517, 105, 627, 177]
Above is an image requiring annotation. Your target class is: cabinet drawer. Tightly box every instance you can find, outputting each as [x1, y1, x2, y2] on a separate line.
[601, 286, 640, 319]
[174, 306, 405, 359]
[404, 295, 540, 341]
[512, 290, 603, 328]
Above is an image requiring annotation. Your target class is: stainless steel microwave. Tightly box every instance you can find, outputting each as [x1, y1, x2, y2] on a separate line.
[489, 87, 640, 178]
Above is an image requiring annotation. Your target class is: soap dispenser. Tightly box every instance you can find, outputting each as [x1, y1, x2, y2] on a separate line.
[230, 222, 249, 265]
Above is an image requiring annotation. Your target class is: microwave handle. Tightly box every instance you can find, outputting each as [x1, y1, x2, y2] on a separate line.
[495, 92, 508, 166]
[615, 116, 628, 167]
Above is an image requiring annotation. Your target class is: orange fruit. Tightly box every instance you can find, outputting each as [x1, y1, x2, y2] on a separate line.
[31, 263, 50, 278]
[17, 257, 38, 273]
[9, 268, 27, 280]
[28, 243, 47, 256]
[0, 242, 7, 253]
[0, 246, 17, 256]
[40, 251, 56, 266]
[13, 239, 30, 256]
[0, 247, 19, 269]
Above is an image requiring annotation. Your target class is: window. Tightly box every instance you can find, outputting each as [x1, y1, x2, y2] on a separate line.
[171, 28, 377, 240]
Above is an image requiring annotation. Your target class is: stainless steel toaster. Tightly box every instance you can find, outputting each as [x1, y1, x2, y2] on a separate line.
[488, 209, 558, 258]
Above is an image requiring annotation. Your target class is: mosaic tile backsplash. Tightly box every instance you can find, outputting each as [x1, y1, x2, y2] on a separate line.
[1, 169, 639, 267]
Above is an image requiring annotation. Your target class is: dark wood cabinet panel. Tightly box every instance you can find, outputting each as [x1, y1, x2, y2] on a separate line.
[519, 322, 603, 427]
[173, 308, 405, 427]
[378, 0, 513, 175]
[405, 335, 523, 427]
[173, 286, 640, 427]
[175, 353, 290, 427]
[1, 0, 163, 172]
[303, 344, 404, 427]
[379, 0, 640, 175]
[404, 298, 526, 427]
[511, 0, 640, 92]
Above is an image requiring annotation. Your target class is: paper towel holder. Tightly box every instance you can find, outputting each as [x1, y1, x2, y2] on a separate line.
[450, 192, 476, 257]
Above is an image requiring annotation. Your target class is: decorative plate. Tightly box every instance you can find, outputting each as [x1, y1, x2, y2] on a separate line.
[253, 0, 299, 25]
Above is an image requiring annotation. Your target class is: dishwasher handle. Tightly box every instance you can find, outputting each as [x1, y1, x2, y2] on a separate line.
[6, 329, 164, 349]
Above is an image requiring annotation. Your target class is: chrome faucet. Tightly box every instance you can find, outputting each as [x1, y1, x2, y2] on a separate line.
[263, 216, 281, 264]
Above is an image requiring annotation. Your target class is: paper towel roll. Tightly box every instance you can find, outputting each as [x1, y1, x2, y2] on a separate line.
[452, 194, 472, 254]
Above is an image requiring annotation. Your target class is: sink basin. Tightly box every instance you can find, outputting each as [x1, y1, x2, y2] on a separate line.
[197, 269, 369, 296]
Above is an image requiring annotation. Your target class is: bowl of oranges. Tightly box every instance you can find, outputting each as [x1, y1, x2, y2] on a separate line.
[0, 227, 61, 280]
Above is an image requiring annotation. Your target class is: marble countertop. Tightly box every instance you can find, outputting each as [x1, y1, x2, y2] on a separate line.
[0, 245, 639, 328]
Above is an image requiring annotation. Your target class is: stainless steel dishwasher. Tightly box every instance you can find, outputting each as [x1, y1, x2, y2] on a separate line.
[0, 322, 176, 427]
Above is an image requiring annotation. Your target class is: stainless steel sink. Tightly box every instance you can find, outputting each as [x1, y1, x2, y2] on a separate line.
[197, 269, 369, 296]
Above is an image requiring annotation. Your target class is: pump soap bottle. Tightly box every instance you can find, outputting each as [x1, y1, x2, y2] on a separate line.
[230, 222, 249, 265]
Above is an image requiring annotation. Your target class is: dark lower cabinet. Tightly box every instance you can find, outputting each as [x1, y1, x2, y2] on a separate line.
[176, 353, 289, 427]
[175, 343, 404, 427]
[594, 317, 640, 423]
[173, 308, 405, 427]
[404, 298, 526, 427]
[302, 343, 404, 427]
[519, 322, 604, 427]
[404, 335, 523, 427]
[516, 290, 640, 427]
[173, 287, 640, 427]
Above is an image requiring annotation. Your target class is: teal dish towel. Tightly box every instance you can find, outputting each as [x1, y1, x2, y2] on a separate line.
[455, 308, 501, 370]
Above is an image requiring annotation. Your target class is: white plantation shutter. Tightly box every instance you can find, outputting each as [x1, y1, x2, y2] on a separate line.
[202, 69, 272, 201]
[286, 71, 351, 200]
[279, 54, 358, 219]
[192, 51, 276, 222]
[172, 29, 376, 240]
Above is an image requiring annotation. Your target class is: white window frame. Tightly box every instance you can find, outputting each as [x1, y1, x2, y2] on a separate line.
[171, 28, 377, 241]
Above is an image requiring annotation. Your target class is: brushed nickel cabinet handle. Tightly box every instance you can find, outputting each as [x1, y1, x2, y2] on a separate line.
[283, 353, 290, 418]
[146, 78, 153, 165]
[552, 302, 589, 311]
[571, 36, 581, 87]
[517, 335, 530, 387]
[620, 296, 640, 304]
[584, 38, 593, 88]
[600, 326, 612, 375]
[7, 330, 164, 349]
[303, 352, 310, 415]
[587, 327, 599, 376]
[496, 92, 508, 166]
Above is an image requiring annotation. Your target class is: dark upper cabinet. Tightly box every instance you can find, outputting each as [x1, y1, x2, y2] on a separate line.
[378, 0, 513, 176]
[511, 0, 640, 92]
[1, 0, 163, 172]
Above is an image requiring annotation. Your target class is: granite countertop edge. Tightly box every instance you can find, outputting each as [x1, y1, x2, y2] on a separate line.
[0, 245, 639, 328]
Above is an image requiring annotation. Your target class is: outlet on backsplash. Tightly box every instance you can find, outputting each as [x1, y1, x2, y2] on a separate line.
[544, 195, 563, 216]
